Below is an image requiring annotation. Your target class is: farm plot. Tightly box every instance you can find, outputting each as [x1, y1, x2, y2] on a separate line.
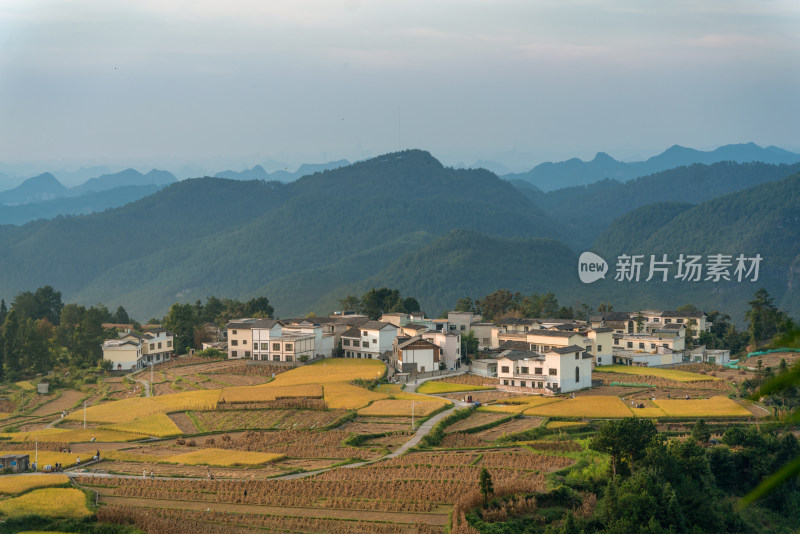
[185, 408, 347, 433]
[0, 488, 91, 519]
[596, 365, 723, 382]
[653, 396, 753, 417]
[95, 460, 287, 479]
[80, 445, 562, 533]
[479, 396, 561, 414]
[30, 389, 86, 416]
[212, 429, 385, 460]
[444, 411, 509, 433]
[358, 399, 446, 417]
[472, 416, 545, 442]
[417, 379, 495, 395]
[524, 396, 634, 418]
[339, 417, 415, 434]
[0, 474, 69, 495]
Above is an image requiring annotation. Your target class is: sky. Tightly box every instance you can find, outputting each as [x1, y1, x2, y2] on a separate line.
[1, 0, 799, 179]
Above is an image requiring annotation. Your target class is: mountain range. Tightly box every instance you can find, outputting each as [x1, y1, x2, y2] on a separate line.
[0, 147, 797, 323]
[504, 142, 800, 191]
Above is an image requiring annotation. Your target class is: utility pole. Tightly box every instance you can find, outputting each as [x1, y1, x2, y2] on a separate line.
[411, 401, 415, 430]
[83, 400, 90, 429]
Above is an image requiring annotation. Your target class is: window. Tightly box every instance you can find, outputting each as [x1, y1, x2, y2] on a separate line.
[627, 342, 633, 348]
[362, 341, 369, 348]
[677, 318, 684, 323]
[353, 340, 360, 347]
[273, 343, 280, 351]
[158, 342, 162, 349]
[575, 353, 579, 360]
[575, 366, 580, 382]
[549, 368, 558, 376]
[362, 331, 367, 336]
[537, 382, 543, 388]
[285, 343, 293, 351]
[344, 339, 351, 346]
[231, 340, 238, 346]
[650, 343, 656, 349]
[167, 341, 172, 347]
[243, 340, 247, 345]
[285, 355, 292, 362]
[520, 366, 529, 374]
[501, 366, 510, 373]
[372, 338, 377, 344]
[585, 346, 591, 353]
[520, 381, 526, 387]
[663, 343, 669, 348]
[460, 325, 465, 331]
[535, 367, 543, 374]
[232, 330, 237, 334]
[665, 319, 672, 323]
[231, 350, 238, 357]
[149, 343, 154, 350]
[638, 343, 645, 349]
[273, 354, 280, 361]
[482, 338, 490, 344]
[597, 345, 602, 351]
[261, 343, 269, 350]
[245, 351, 250, 358]
[503, 380, 509, 385]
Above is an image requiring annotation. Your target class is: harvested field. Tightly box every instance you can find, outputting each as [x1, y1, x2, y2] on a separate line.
[440, 390, 517, 403]
[206, 373, 271, 387]
[187, 408, 347, 432]
[94, 460, 286, 479]
[339, 419, 414, 434]
[739, 351, 800, 370]
[168, 412, 199, 433]
[444, 411, 509, 433]
[358, 399, 446, 417]
[212, 430, 385, 460]
[360, 431, 414, 452]
[31, 389, 86, 416]
[473, 417, 544, 441]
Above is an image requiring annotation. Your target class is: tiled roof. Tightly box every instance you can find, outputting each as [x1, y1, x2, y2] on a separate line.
[549, 344, 585, 354]
[360, 320, 396, 331]
[341, 326, 363, 338]
[661, 311, 704, 318]
[498, 340, 530, 351]
[499, 350, 543, 361]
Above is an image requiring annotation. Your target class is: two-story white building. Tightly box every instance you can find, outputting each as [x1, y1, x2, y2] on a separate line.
[421, 330, 462, 369]
[102, 329, 174, 371]
[392, 336, 441, 373]
[496, 346, 592, 394]
[226, 318, 327, 362]
[341, 321, 398, 359]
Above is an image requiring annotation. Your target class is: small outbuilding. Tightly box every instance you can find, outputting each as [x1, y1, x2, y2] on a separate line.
[37, 382, 50, 394]
[0, 454, 30, 473]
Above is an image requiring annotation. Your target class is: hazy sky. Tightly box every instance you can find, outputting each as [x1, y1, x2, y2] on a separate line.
[1, 0, 799, 176]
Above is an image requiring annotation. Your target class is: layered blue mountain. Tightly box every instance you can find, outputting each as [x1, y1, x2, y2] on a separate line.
[0, 148, 797, 322]
[0, 172, 69, 205]
[505, 142, 800, 191]
[215, 159, 350, 182]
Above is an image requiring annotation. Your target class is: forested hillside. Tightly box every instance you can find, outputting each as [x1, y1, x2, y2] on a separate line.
[518, 161, 800, 249]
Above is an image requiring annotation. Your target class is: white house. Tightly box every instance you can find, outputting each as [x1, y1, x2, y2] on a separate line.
[496, 346, 592, 394]
[102, 329, 174, 371]
[421, 330, 462, 369]
[226, 318, 323, 362]
[393, 336, 441, 373]
[341, 321, 398, 359]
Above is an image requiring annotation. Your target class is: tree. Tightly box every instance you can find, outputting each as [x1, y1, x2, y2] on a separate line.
[590, 418, 659, 479]
[338, 295, 361, 313]
[461, 330, 478, 361]
[163, 303, 198, 355]
[454, 297, 475, 313]
[746, 288, 785, 347]
[112, 306, 130, 324]
[479, 466, 494, 506]
[691, 419, 711, 444]
[244, 296, 274, 318]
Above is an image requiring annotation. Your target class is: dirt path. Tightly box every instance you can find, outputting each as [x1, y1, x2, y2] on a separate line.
[95, 492, 449, 525]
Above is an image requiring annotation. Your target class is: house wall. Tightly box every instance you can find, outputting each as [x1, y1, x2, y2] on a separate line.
[103, 346, 141, 370]
[399, 347, 435, 373]
[227, 327, 254, 359]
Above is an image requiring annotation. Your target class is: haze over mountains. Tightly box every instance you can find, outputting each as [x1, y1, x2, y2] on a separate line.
[0, 144, 798, 322]
[504, 142, 800, 191]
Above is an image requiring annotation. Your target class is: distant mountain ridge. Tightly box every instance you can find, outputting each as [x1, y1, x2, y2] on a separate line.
[215, 159, 350, 182]
[0, 172, 69, 204]
[504, 142, 800, 191]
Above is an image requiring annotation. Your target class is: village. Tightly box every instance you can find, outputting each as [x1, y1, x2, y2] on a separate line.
[102, 307, 731, 396]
